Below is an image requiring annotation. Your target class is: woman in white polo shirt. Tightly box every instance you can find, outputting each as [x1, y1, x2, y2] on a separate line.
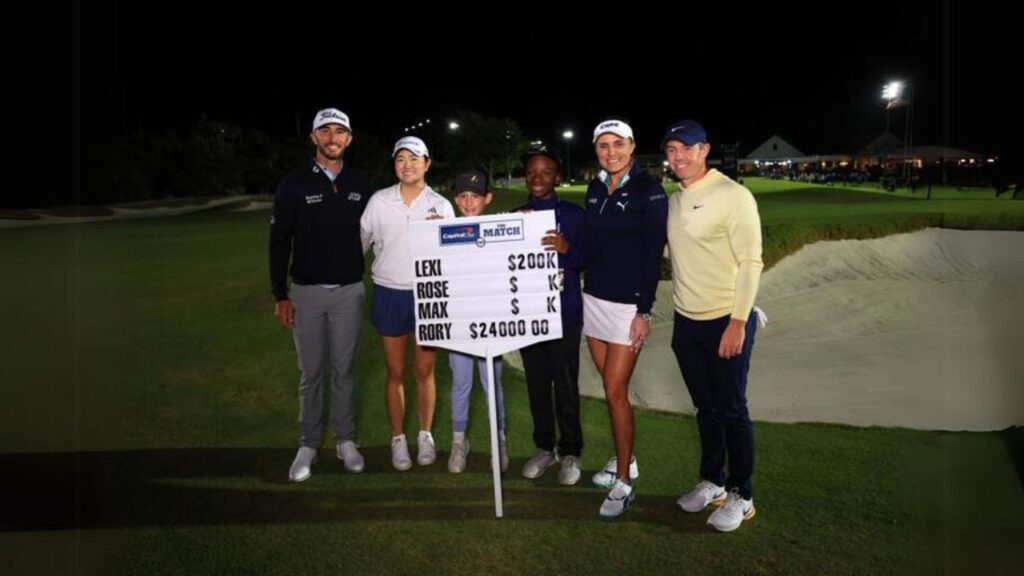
[361, 136, 456, 471]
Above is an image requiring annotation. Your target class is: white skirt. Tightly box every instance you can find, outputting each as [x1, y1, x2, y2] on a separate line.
[583, 293, 637, 346]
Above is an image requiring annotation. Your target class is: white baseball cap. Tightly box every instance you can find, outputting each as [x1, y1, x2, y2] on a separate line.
[592, 119, 634, 143]
[312, 108, 352, 132]
[392, 136, 430, 158]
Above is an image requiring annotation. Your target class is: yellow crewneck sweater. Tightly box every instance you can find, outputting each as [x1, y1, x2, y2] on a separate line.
[667, 169, 763, 321]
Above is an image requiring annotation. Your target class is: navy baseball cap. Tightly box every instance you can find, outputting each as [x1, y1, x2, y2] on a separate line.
[661, 119, 708, 148]
[454, 169, 489, 195]
[521, 144, 563, 170]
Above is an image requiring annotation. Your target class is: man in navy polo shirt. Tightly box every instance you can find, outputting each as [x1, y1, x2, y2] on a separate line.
[269, 108, 371, 481]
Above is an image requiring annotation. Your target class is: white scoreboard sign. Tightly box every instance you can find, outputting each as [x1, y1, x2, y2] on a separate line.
[408, 211, 563, 358]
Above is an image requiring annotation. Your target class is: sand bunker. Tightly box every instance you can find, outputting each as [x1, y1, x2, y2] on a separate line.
[509, 228, 1023, 431]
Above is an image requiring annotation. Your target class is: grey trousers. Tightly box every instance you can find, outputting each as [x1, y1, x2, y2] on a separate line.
[290, 282, 364, 447]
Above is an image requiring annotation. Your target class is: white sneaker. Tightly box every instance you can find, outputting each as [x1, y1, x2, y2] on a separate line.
[417, 431, 436, 466]
[391, 435, 412, 471]
[521, 449, 558, 479]
[676, 480, 726, 513]
[288, 446, 317, 482]
[599, 479, 635, 518]
[448, 438, 470, 473]
[559, 455, 581, 486]
[591, 456, 639, 488]
[706, 489, 756, 532]
[335, 440, 365, 473]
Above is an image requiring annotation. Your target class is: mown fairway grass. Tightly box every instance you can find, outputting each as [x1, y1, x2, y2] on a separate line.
[1, 184, 1020, 575]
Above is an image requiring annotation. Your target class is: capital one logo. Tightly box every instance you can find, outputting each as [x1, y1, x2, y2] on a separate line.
[439, 223, 480, 246]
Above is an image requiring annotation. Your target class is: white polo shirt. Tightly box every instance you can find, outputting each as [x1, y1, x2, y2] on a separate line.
[360, 183, 455, 290]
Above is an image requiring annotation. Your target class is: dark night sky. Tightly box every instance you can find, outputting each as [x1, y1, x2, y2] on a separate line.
[78, 2, 1015, 166]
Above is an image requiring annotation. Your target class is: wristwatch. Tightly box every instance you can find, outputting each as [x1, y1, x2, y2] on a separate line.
[637, 313, 652, 323]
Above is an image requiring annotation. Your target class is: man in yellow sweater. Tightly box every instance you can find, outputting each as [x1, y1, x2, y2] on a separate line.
[663, 119, 764, 533]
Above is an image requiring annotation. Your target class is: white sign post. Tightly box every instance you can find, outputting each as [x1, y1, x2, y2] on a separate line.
[409, 211, 563, 518]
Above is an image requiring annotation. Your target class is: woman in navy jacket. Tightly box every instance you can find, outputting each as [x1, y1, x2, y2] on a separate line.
[582, 119, 668, 518]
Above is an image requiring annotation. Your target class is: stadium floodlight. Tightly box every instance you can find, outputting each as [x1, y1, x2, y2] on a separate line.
[562, 130, 574, 184]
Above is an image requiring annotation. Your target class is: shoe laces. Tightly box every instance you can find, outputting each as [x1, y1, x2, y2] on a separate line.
[696, 480, 720, 498]
[608, 479, 632, 500]
[721, 488, 745, 512]
[452, 441, 467, 459]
